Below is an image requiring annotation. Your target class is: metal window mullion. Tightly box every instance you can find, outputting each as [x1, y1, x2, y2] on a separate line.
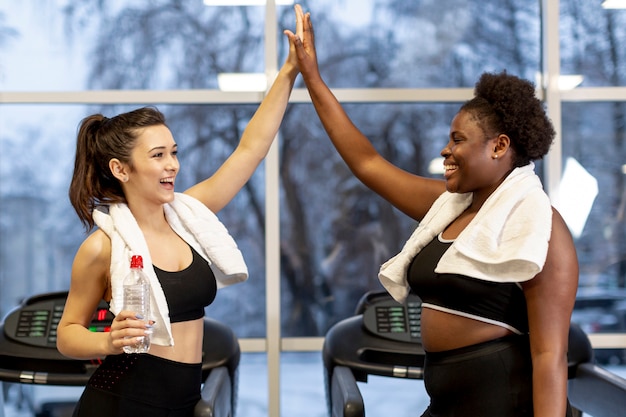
[542, 0, 563, 198]
[264, 2, 282, 417]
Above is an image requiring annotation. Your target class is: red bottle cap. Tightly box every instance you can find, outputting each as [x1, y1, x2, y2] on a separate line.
[130, 255, 144, 269]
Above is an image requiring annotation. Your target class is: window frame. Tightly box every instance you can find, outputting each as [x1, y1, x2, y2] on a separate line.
[1, 1, 626, 416]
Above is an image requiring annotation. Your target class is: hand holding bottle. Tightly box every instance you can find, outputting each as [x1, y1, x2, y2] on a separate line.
[121, 255, 152, 353]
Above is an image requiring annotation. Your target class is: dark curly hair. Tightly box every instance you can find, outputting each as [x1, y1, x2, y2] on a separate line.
[460, 71, 555, 167]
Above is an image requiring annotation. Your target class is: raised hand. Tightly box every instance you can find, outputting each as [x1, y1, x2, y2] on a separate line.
[283, 4, 304, 71]
[284, 4, 319, 81]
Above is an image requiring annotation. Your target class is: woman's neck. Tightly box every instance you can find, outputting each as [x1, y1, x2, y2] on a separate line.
[126, 200, 170, 234]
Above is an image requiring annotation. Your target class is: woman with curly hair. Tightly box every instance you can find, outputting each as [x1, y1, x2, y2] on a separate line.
[287, 5, 578, 417]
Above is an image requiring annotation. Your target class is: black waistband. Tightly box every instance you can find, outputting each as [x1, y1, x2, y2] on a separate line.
[425, 334, 529, 365]
[87, 353, 202, 409]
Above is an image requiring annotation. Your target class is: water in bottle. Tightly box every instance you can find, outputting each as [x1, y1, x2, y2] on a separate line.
[122, 254, 151, 353]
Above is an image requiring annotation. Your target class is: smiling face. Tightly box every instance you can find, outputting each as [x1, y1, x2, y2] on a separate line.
[111, 124, 179, 208]
[441, 110, 502, 196]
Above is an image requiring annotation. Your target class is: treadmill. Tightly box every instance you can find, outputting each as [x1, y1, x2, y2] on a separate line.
[323, 290, 626, 417]
[0, 291, 240, 417]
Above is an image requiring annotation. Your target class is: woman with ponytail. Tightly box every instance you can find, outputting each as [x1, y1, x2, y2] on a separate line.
[69, 110, 167, 229]
[57, 9, 303, 416]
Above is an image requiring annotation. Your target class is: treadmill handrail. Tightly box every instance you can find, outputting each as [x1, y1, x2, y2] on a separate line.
[0, 368, 97, 386]
[568, 362, 626, 417]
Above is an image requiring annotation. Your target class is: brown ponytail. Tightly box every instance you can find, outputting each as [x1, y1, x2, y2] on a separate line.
[68, 107, 167, 231]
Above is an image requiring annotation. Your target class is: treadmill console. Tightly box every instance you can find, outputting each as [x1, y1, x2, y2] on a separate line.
[361, 292, 422, 343]
[3, 292, 113, 349]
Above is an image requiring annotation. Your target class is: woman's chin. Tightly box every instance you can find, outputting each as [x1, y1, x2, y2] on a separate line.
[160, 191, 176, 204]
[445, 181, 458, 193]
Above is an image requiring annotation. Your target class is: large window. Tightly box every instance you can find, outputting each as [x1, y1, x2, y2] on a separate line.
[559, 0, 626, 367]
[1, 1, 625, 416]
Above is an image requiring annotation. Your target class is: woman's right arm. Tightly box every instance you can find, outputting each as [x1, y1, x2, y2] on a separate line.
[57, 230, 148, 359]
[286, 6, 445, 220]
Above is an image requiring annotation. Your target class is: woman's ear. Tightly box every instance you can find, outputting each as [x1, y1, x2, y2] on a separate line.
[109, 158, 129, 183]
[492, 134, 511, 159]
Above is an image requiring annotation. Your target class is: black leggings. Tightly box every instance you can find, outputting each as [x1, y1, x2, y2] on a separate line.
[72, 353, 202, 417]
[420, 335, 572, 417]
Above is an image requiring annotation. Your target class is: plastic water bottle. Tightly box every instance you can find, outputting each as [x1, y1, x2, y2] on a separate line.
[122, 254, 151, 353]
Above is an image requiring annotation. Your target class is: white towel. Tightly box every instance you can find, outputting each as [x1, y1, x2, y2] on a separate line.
[378, 163, 552, 303]
[93, 192, 248, 346]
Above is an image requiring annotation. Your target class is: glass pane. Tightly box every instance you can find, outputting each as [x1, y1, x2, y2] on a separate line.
[0, 1, 265, 91]
[279, 0, 541, 88]
[562, 102, 626, 364]
[280, 351, 428, 416]
[561, 0, 626, 87]
[0, 103, 267, 337]
[280, 352, 326, 417]
[237, 353, 269, 417]
[279, 103, 458, 337]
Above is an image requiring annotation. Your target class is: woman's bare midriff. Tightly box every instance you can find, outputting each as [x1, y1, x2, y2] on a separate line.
[420, 307, 514, 352]
[148, 317, 204, 363]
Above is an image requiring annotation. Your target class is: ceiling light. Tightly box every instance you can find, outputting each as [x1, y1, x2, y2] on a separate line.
[558, 75, 584, 90]
[602, 0, 626, 9]
[217, 73, 267, 92]
[204, 0, 294, 5]
[535, 73, 584, 91]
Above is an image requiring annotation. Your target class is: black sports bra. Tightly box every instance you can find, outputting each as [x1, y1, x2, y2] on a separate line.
[153, 245, 217, 323]
[407, 234, 529, 335]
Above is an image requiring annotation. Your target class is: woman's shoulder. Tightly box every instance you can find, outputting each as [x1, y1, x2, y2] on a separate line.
[550, 207, 572, 236]
[75, 229, 112, 270]
[70, 229, 112, 299]
[547, 207, 579, 267]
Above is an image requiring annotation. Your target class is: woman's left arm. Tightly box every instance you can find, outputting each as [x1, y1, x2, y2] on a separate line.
[522, 208, 579, 417]
[185, 15, 301, 212]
